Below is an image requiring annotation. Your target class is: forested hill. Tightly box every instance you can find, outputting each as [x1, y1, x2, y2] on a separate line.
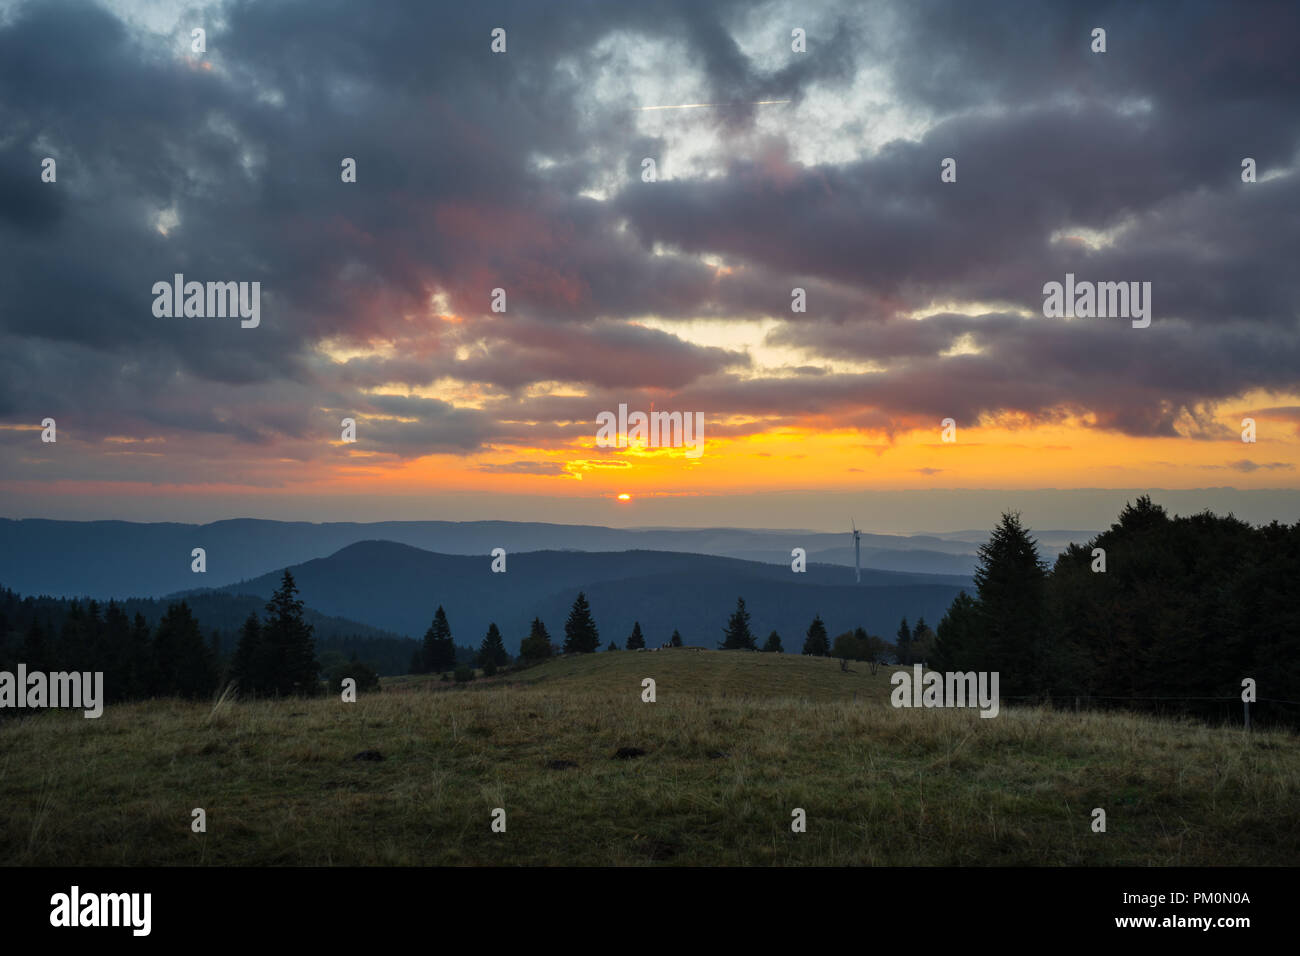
[208, 543, 969, 652]
[0, 587, 423, 676]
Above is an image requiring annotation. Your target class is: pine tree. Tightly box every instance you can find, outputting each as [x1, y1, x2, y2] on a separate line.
[102, 601, 131, 703]
[626, 621, 645, 650]
[896, 617, 913, 665]
[478, 623, 509, 669]
[21, 617, 48, 672]
[720, 597, 756, 649]
[669, 629, 683, 647]
[971, 511, 1048, 694]
[607, 640, 619, 651]
[420, 606, 456, 673]
[910, 616, 935, 664]
[152, 602, 217, 699]
[263, 570, 321, 696]
[802, 614, 830, 656]
[563, 592, 600, 653]
[761, 630, 783, 653]
[933, 591, 979, 673]
[127, 612, 152, 698]
[519, 617, 553, 662]
[231, 612, 263, 695]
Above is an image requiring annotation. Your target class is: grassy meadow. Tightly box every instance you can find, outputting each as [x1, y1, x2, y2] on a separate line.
[2, 649, 1297, 865]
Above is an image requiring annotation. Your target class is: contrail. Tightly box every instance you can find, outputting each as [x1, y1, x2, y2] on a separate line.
[634, 99, 790, 112]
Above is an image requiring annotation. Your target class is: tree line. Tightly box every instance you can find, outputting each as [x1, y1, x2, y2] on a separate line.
[931, 497, 1300, 725]
[0, 571, 381, 702]
[432, 589, 912, 669]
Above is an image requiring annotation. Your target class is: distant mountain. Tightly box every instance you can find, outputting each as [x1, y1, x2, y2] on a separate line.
[0, 517, 1019, 598]
[198, 541, 970, 654]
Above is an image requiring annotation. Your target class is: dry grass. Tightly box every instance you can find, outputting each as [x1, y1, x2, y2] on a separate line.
[1, 651, 1296, 865]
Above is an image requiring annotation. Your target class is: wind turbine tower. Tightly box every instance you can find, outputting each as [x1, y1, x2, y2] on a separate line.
[851, 520, 861, 584]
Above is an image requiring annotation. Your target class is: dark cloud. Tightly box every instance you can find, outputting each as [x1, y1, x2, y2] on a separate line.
[0, 0, 1297, 480]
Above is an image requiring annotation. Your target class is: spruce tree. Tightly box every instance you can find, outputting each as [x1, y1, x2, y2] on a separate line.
[519, 617, 553, 662]
[972, 511, 1048, 694]
[670, 629, 683, 647]
[127, 612, 152, 698]
[478, 623, 509, 669]
[21, 617, 48, 672]
[231, 612, 263, 695]
[263, 570, 321, 696]
[152, 601, 217, 699]
[626, 621, 645, 650]
[720, 597, 756, 649]
[762, 630, 783, 653]
[933, 591, 979, 673]
[421, 606, 456, 673]
[896, 617, 913, 665]
[802, 614, 830, 656]
[563, 592, 600, 653]
[607, 640, 619, 651]
[102, 601, 131, 702]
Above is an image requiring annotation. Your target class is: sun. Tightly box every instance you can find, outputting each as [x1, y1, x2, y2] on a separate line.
[617, 493, 631, 501]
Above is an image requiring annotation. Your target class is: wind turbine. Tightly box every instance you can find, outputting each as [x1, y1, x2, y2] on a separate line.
[851, 519, 861, 584]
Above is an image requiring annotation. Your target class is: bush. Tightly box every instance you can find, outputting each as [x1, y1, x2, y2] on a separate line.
[482, 659, 498, 677]
[326, 658, 381, 696]
[453, 664, 476, 683]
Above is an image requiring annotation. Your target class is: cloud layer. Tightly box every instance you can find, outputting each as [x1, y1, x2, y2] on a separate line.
[1, 0, 1297, 495]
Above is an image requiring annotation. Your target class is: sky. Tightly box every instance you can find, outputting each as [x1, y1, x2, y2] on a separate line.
[1, 0, 1298, 532]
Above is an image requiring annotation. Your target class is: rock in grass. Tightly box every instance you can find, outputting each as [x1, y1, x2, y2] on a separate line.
[614, 747, 646, 759]
[352, 750, 384, 762]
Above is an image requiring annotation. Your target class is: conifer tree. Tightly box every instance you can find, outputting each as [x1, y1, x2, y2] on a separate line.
[519, 617, 553, 662]
[421, 606, 456, 673]
[21, 617, 48, 672]
[607, 640, 619, 651]
[896, 617, 913, 665]
[231, 612, 263, 695]
[670, 629, 683, 647]
[802, 614, 830, 656]
[563, 592, 600, 653]
[762, 630, 783, 653]
[262, 570, 321, 696]
[720, 597, 756, 649]
[478, 622, 509, 669]
[626, 621, 645, 650]
[102, 601, 131, 702]
[127, 612, 152, 697]
[152, 601, 217, 699]
[971, 511, 1048, 694]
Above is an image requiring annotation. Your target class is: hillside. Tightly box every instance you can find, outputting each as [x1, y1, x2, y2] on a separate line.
[391, 645, 897, 701]
[3, 650, 1296, 866]
[205, 541, 969, 650]
[0, 518, 988, 598]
